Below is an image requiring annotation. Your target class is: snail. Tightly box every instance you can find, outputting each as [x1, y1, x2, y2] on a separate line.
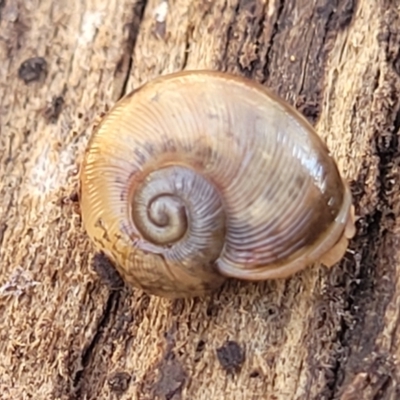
[79, 70, 356, 298]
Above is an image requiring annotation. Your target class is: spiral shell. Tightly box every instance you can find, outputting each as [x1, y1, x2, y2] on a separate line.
[79, 70, 355, 298]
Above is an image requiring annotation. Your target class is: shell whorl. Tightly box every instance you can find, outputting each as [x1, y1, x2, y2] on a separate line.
[129, 165, 226, 268]
[80, 70, 354, 297]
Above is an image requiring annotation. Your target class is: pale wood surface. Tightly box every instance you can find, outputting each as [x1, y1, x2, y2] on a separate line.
[1, 0, 400, 399]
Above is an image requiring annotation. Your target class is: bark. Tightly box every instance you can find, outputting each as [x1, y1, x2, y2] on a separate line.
[1, 0, 400, 399]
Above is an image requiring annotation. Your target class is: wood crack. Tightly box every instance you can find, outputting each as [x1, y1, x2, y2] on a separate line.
[329, 28, 400, 399]
[262, 0, 285, 83]
[72, 291, 121, 399]
[114, 0, 147, 100]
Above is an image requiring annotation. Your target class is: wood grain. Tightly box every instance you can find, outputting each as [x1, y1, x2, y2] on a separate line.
[1, 0, 400, 399]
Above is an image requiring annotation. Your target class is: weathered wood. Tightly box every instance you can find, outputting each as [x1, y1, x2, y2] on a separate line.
[1, 0, 400, 399]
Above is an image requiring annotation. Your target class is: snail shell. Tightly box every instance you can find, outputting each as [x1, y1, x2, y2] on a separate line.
[79, 70, 355, 298]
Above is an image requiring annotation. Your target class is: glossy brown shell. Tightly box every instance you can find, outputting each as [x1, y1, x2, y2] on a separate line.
[79, 70, 355, 298]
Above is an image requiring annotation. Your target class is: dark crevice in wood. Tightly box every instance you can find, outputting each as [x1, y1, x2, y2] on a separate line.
[116, 0, 147, 99]
[0, 0, 5, 20]
[296, 0, 350, 124]
[223, 0, 269, 78]
[69, 288, 149, 399]
[222, 0, 241, 71]
[261, 0, 357, 124]
[295, 3, 400, 397]
[262, 0, 284, 83]
[299, 2, 340, 122]
[250, 4, 267, 77]
[392, 104, 400, 136]
[72, 291, 121, 399]
[218, 0, 229, 70]
[0, 222, 7, 248]
[181, 23, 193, 70]
[323, 138, 399, 398]
[329, 57, 400, 400]
[335, 0, 357, 31]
